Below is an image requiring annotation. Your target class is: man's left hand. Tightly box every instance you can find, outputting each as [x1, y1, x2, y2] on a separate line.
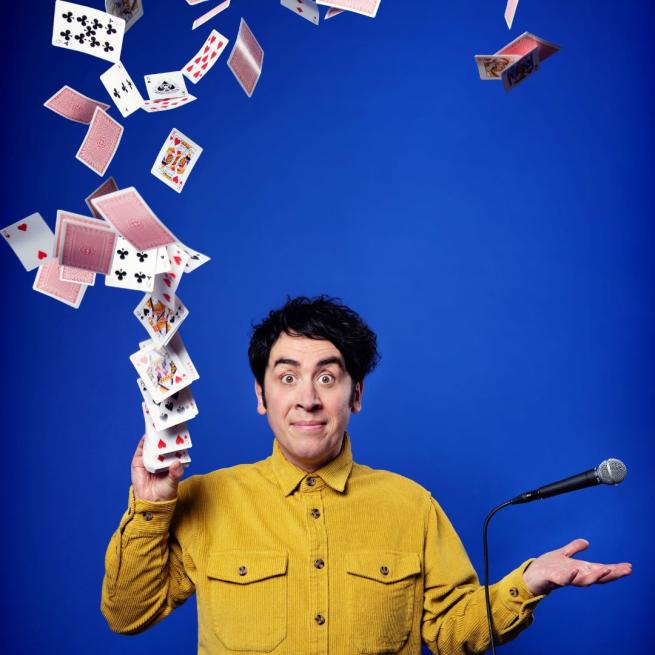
[522, 538, 632, 596]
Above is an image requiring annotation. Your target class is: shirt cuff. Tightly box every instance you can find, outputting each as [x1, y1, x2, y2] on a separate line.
[496, 558, 546, 619]
[122, 485, 178, 535]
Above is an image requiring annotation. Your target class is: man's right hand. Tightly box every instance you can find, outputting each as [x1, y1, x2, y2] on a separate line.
[132, 435, 185, 502]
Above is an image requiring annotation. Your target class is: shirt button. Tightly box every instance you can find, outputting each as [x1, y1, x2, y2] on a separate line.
[314, 559, 325, 569]
[306, 477, 316, 486]
[380, 565, 389, 576]
[238, 566, 248, 576]
[509, 587, 519, 597]
[314, 614, 326, 625]
[143, 511, 153, 521]
[311, 508, 321, 519]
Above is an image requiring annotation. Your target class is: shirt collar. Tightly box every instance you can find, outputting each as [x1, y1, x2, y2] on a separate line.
[271, 432, 353, 496]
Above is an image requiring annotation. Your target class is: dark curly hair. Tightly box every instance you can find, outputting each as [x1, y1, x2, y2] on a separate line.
[248, 296, 380, 392]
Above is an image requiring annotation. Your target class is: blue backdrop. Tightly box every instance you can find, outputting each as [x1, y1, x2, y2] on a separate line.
[2, 1, 653, 653]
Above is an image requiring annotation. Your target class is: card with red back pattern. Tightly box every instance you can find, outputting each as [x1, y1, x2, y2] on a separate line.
[33, 260, 87, 308]
[44, 85, 110, 124]
[76, 107, 124, 176]
[227, 18, 264, 97]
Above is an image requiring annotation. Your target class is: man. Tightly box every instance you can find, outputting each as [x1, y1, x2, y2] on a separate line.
[101, 296, 631, 654]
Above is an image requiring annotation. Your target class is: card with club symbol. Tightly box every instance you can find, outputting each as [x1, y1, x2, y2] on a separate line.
[137, 378, 198, 431]
[100, 62, 144, 117]
[105, 235, 157, 291]
[105, 0, 143, 32]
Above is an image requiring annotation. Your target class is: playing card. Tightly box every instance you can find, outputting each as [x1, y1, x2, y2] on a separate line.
[151, 128, 203, 193]
[105, 235, 157, 292]
[137, 378, 198, 431]
[501, 48, 540, 91]
[144, 72, 188, 102]
[281, 0, 319, 25]
[182, 30, 229, 84]
[54, 210, 112, 258]
[475, 54, 521, 80]
[33, 260, 87, 309]
[142, 95, 198, 112]
[60, 265, 96, 285]
[167, 332, 199, 383]
[130, 341, 192, 402]
[155, 246, 172, 274]
[191, 0, 230, 30]
[152, 244, 189, 308]
[315, 0, 380, 18]
[91, 187, 178, 251]
[59, 219, 117, 274]
[227, 18, 264, 98]
[134, 292, 189, 346]
[142, 404, 192, 455]
[325, 7, 344, 19]
[76, 107, 123, 176]
[85, 177, 119, 218]
[52, 1, 125, 63]
[142, 429, 191, 474]
[2, 213, 54, 271]
[496, 31, 560, 63]
[504, 0, 518, 29]
[105, 0, 143, 32]
[44, 86, 110, 124]
[186, 0, 210, 4]
[178, 241, 210, 273]
[100, 62, 144, 117]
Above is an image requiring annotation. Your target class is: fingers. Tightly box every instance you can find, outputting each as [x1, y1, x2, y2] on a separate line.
[168, 460, 185, 484]
[131, 435, 147, 467]
[560, 537, 590, 558]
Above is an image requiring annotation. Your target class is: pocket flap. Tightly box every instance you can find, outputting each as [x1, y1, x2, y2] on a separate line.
[208, 550, 288, 585]
[346, 551, 421, 584]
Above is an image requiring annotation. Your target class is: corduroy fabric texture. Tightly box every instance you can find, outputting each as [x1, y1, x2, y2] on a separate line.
[101, 433, 544, 654]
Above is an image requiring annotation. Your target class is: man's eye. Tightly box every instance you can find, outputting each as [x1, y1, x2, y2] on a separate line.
[318, 374, 334, 384]
[281, 374, 295, 384]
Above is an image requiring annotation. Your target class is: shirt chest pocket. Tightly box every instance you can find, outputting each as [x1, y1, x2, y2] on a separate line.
[207, 550, 288, 652]
[346, 551, 422, 654]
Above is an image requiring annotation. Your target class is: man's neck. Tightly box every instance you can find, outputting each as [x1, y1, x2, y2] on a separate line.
[277, 435, 344, 473]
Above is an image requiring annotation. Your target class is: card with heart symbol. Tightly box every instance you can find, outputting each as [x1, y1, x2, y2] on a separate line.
[151, 128, 203, 193]
[130, 342, 192, 402]
[142, 403, 193, 456]
[134, 292, 189, 347]
[182, 29, 229, 84]
[137, 378, 198, 431]
[2, 213, 55, 271]
[141, 406, 192, 474]
[152, 244, 190, 309]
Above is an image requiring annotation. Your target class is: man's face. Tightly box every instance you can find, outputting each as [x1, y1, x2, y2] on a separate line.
[255, 332, 362, 472]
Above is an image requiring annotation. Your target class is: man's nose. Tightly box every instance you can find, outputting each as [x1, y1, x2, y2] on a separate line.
[296, 380, 322, 410]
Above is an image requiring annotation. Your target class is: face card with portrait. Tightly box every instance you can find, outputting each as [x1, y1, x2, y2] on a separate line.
[151, 128, 203, 193]
[130, 342, 192, 402]
[133, 292, 189, 346]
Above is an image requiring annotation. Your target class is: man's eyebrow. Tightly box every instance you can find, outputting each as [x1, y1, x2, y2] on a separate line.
[272, 358, 301, 368]
[316, 356, 345, 370]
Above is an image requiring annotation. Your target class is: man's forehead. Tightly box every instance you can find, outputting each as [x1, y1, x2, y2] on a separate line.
[267, 333, 344, 367]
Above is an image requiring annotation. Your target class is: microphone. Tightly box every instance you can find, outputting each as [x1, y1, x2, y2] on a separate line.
[509, 458, 627, 505]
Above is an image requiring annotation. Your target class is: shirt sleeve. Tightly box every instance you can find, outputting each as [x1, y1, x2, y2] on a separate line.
[421, 496, 545, 654]
[100, 483, 197, 634]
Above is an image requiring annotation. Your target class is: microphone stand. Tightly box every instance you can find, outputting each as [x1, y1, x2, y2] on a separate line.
[483, 500, 513, 655]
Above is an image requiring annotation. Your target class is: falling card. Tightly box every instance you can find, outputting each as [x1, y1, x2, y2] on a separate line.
[182, 30, 229, 84]
[281, 0, 319, 25]
[130, 341, 192, 402]
[75, 107, 123, 176]
[178, 241, 210, 273]
[144, 72, 188, 101]
[191, 0, 231, 30]
[133, 292, 189, 346]
[315, 0, 380, 18]
[44, 85, 110, 124]
[152, 244, 189, 308]
[2, 213, 54, 271]
[227, 18, 264, 98]
[142, 430, 191, 473]
[105, 234, 157, 292]
[33, 260, 87, 309]
[100, 62, 144, 117]
[85, 177, 119, 218]
[142, 404, 192, 455]
[155, 246, 172, 274]
[60, 265, 96, 285]
[105, 0, 143, 32]
[137, 378, 198, 431]
[150, 128, 203, 193]
[52, 1, 125, 63]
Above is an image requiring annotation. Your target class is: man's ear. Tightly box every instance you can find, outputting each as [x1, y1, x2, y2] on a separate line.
[255, 380, 267, 415]
[351, 380, 364, 413]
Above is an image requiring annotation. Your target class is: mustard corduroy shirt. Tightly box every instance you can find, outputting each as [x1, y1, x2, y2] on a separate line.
[101, 433, 544, 654]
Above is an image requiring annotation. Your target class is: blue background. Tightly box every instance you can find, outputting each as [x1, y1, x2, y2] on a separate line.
[2, 1, 653, 653]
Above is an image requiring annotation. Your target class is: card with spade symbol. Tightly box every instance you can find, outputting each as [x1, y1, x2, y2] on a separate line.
[52, 1, 125, 64]
[151, 128, 203, 193]
[142, 403, 193, 456]
[130, 342, 191, 402]
[2, 213, 54, 271]
[134, 292, 189, 346]
[152, 243, 189, 309]
[100, 62, 144, 117]
[144, 72, 189, 101]
[178, 240, 210, 273]
[105, 235, 157, 292]
[137, 378, 198, 431]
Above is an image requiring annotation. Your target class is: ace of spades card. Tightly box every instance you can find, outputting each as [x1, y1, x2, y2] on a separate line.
[137, 378, 198, 431]
[100, 62, 144, 117]
[52, 1, 125, 63]
[151, 128, 203, 193]
[133, 292, 189, 346]
[144, 72, 189, 101]
[105, 235, 157, 292]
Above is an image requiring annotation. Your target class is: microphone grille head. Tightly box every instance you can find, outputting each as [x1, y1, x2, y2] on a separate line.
[597, 458, 627, 485]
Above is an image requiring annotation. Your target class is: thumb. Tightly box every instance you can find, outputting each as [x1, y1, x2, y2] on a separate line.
[560, 538, 590, 558]
[168, 459, 185, 485]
